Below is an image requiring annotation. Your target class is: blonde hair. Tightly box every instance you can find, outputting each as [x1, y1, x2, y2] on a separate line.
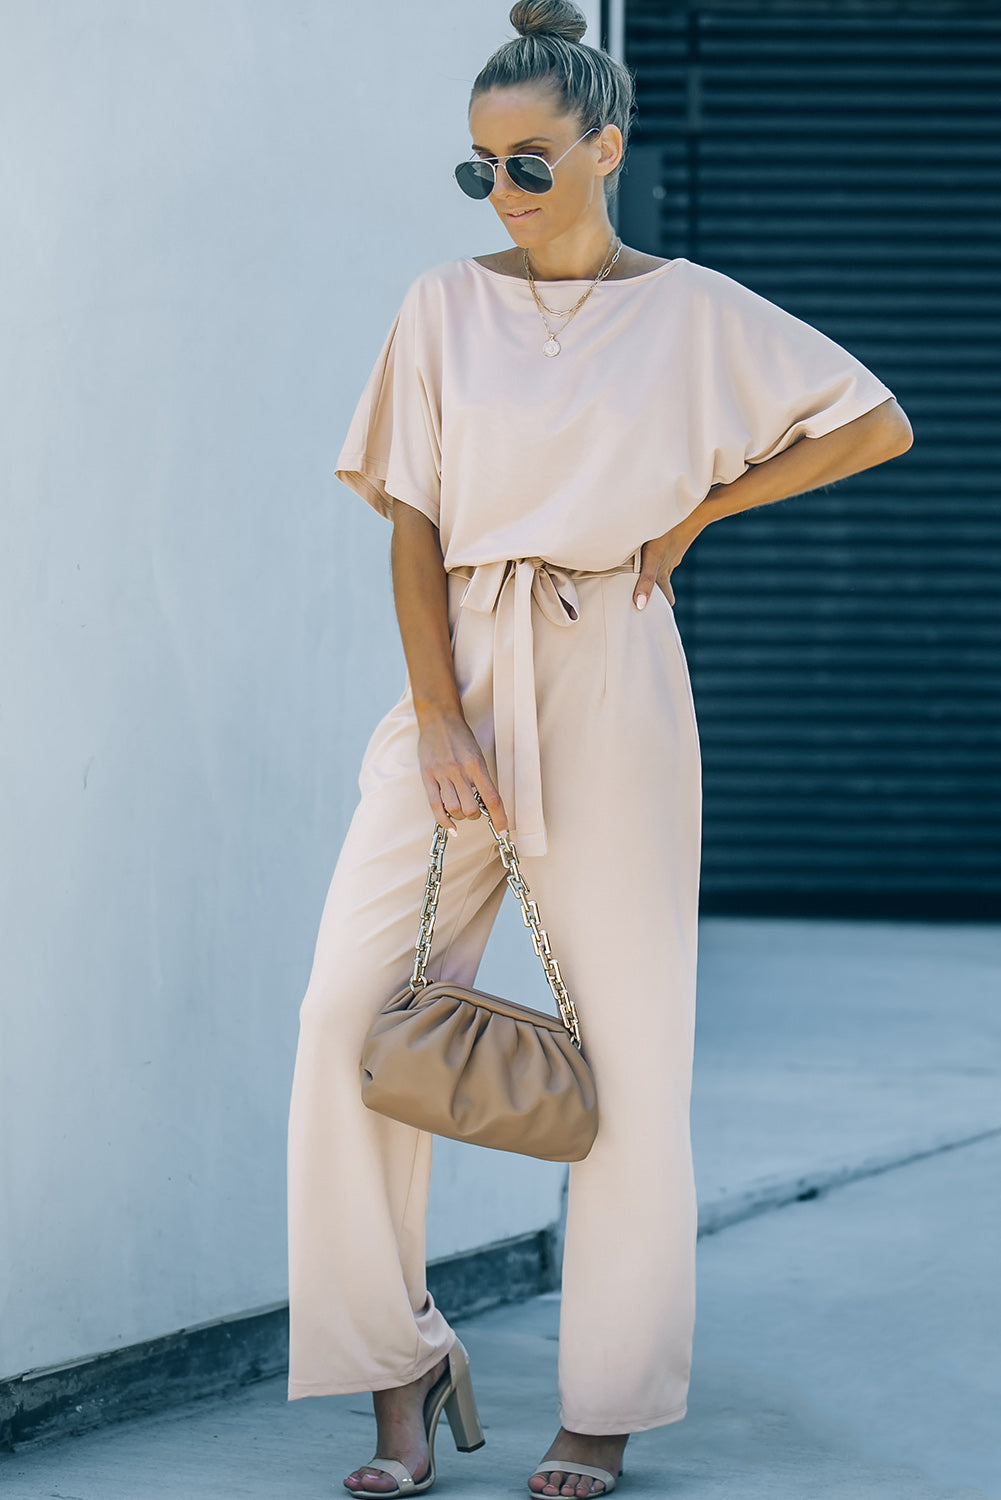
[470, 1, 637, 201]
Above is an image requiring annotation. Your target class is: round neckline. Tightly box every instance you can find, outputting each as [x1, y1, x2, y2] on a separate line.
[465, 256, 680, 286]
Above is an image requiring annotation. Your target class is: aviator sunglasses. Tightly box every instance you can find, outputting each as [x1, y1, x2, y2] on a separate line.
[454, 127, 600, 200]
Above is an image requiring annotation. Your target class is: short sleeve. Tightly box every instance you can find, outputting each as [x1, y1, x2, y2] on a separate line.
[333, 276, 442, 526]
[693, 265, 898, 487]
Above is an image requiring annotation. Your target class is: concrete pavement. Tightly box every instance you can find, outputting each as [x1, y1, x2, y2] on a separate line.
[2, 916, 999, 1498]
[691, 916, 1001, 1234]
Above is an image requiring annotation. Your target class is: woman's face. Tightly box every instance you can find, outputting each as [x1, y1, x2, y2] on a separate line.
[466, 85, 621, 246]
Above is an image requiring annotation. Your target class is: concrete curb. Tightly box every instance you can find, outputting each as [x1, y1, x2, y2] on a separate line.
[696, 1124, 1001, 1237]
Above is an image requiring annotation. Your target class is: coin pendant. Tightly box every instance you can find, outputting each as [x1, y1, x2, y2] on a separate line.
[542, 337, 561, 357]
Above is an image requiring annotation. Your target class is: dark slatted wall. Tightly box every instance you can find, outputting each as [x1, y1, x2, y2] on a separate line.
[618, 2, 1001, 917]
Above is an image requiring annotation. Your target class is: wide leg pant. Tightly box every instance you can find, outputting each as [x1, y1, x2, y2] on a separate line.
[286, 562, 702, 1434]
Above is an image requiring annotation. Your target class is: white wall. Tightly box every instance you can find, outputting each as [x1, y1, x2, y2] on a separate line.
[0, 0, 600, 1379]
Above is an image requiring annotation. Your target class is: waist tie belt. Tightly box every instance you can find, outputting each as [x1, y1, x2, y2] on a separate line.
[448, 550, 643, 858]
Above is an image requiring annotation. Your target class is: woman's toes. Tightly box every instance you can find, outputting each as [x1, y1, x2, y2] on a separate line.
[560, 1479, 604, 1498]
[530, 1469, 605, 1497]
[344, 1470, 394, 1493]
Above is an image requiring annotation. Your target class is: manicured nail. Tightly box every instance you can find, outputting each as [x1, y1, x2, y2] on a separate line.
[447, 825, 457, 837]
[635, 593, 647, 610]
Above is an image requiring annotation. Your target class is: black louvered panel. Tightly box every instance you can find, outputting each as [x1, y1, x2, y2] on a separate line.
[622, 4, 1001, 915]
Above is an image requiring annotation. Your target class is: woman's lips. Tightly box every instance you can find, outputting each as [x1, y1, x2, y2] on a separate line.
[507, 207, 540, 220]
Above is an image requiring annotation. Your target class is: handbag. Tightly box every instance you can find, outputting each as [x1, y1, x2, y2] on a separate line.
[360, 791, 599, 1162]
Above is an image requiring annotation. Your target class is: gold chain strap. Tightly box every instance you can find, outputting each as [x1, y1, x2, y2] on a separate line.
[409, 790, 584, 1051]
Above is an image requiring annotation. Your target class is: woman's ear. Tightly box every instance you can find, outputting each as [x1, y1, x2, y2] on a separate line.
[597, 123, 623, 179]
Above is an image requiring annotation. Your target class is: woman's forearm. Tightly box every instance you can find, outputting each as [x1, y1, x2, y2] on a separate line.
[390, 502, 464, 730]
[632, 398, 912, 607]
[687, 397, 913, 540]
[388, 501, 508, 830]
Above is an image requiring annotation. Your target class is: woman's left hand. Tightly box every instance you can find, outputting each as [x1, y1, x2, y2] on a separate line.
[633, 522, 698, 611]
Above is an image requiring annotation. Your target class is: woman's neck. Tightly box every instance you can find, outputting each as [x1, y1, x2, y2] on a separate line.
[522, 226, 620, 282]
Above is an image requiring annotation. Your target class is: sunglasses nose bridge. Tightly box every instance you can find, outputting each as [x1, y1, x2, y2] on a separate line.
[490, 157, 523, 196]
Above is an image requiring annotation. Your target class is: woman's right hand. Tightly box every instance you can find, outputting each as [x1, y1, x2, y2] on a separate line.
[418, 713, 508, 836]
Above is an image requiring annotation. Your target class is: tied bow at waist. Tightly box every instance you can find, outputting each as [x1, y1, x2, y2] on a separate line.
[448, 553, 642, 858]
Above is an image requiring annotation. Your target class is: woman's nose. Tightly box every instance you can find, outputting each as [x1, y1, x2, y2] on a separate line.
[491, 160, 522, 198]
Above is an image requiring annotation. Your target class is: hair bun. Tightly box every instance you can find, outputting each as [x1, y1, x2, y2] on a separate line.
[509, 0, 588, 44]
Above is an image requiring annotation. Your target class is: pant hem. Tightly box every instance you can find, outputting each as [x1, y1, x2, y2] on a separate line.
[287, 1338, 457, 1401]
[558, 1401, 688, 1435]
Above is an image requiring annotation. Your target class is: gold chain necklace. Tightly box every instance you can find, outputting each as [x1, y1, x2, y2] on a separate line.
[523, 236, 623, 357]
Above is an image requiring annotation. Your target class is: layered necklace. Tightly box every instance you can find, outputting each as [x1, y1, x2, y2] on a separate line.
[523, 235, 623, 357]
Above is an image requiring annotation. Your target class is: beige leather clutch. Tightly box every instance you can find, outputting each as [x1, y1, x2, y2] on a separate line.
[360, 793, 599, 1162]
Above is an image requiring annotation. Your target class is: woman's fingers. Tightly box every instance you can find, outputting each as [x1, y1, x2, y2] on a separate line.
[453, 776, 484, 822]
[634, 540, 666, 610]
[426, 773, 483, 836]
[425, 771, 508, 838]
[418, 718, 508, 835]
[422, 768, 461, 835]
[455, 751, 508, 831]
[635, 525, 694, 610]
[633, 566, 657, 611]
[449, 763, 509, 833]
[472, 775, 509, 833]
[636, 552, 679, 608]
[443, 785, 466, 825]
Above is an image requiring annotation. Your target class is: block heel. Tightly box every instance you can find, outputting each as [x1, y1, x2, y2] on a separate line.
[441, 1338, 485, 1452]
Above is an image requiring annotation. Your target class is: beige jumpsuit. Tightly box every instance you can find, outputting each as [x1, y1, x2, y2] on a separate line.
[286, 256, 896, 1431]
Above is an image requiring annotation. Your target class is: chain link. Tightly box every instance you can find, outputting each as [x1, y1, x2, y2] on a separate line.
[409, 791, 584, 1051]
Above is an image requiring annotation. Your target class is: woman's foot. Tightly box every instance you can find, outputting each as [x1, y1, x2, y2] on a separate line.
[343, 1354, 450, 1494]
[528, 1426, 629, 1497]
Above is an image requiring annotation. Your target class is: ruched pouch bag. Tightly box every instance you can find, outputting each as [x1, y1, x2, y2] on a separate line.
[360, 794, 599, 1163]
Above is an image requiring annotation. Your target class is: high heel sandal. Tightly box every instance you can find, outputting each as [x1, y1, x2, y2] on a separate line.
[345, 1337, 485, 1497]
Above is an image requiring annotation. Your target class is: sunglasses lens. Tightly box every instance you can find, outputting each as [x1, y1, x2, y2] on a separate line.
[455, 160, 494, 200]
[506, 155, 554, 194]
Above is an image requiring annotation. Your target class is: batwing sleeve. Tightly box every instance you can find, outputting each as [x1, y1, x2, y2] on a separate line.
[692, 264, 898, 488]
[333, 275, 442, 526]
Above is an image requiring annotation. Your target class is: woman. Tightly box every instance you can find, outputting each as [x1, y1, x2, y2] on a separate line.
[286, 3, 913, 1496]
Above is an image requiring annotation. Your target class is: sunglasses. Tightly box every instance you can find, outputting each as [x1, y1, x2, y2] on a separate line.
[454, 127, 600, 200]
